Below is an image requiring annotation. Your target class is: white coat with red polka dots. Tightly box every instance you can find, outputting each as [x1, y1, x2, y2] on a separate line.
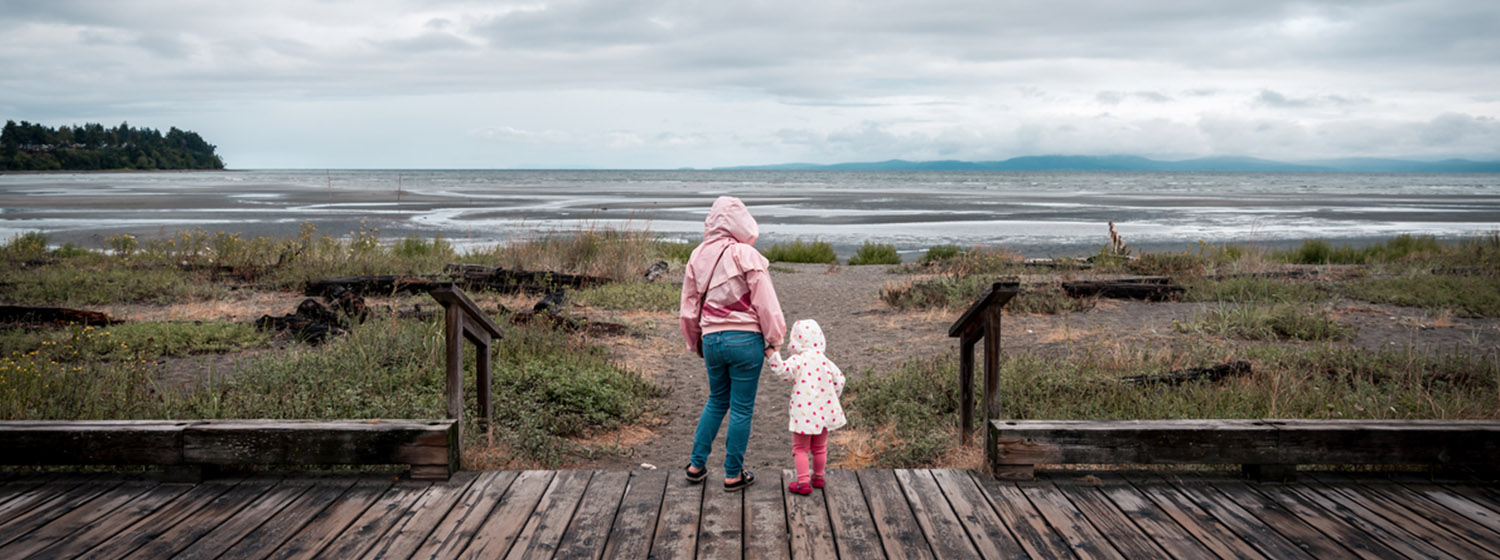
[767, 319, 846, 435]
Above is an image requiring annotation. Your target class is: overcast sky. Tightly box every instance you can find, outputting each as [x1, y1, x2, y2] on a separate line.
[3, 0, 1498, 169]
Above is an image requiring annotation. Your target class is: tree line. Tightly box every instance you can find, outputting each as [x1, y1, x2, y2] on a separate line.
[1, 120, 226, 171]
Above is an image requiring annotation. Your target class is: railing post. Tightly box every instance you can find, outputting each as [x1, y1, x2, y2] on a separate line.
[959, 338, 976, 446]
[947, 281, 1020, 475]
[429, 285, 505, 458]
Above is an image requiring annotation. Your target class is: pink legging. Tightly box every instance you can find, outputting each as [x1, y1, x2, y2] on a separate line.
[792, 430, 828, 485]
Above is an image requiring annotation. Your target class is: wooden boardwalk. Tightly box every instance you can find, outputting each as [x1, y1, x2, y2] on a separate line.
[1, 469, 1498, 559]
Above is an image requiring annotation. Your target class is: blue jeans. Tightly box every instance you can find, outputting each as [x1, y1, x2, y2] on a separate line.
[689, 331, 764, 479]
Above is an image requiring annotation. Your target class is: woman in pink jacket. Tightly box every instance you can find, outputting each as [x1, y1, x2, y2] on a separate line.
[679, 196, 786, 491]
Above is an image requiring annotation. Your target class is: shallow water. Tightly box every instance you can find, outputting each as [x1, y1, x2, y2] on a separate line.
[2, 169, 1496, 257]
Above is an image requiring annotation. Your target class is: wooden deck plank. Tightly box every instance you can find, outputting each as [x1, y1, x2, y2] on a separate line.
[931, 469, 1029, 559]
[504, 469, 593, 560]
[459, 470, 555, 559]
[168, 477, 312, 560]
[217, 476, 359, 560]
[973, 476, 1077, 559]
[1239, 480, 1404, 560]
[1201, 478, 1361, 559]
[860, 469, 935, 560]
[0, 474, 55, 510]
[649, 472, 705, 560]
[1020, 481, 1126, 560]
[784, 469, 838, 560]
[824, 469, 886, 559]
[362, 471, 480, 559]
[411, 470, 521, 560]
[0, 479, 154, 558]
[118, 477, 278, 560]
[1053, 479, 1169, 559]
[1399, 482, 1500, 536]
[555, 470, 631, 560]
[76, 478, 243, 559]
[1149, 473, 1314, 560]
[265, 478, 392, 560]
[1088, 474, 1215, 560]
[600, 470, 669, 560]
[895, 469, 980, 560]
[1122, 473, 1268, 560]
[0, 474, 96, 531]
[744, 468, 789, 560]
[317, 480, 434, 559]
[0, 476, 121, 550]
[1351, 479, 1500, 556]
[1311, 474, 1499, 558]
[1288, 479, 1459, 560]
[697, 471, 744, 560]
[26, 480, 192, 559]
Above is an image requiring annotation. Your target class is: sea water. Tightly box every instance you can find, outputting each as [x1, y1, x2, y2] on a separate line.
[2, 169, 1496, 258]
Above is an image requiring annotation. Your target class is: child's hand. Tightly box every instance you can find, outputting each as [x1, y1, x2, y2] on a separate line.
[764, 345, 779, 359]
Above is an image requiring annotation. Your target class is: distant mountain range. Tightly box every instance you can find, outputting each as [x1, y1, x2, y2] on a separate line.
[715, 155, 1500, 173]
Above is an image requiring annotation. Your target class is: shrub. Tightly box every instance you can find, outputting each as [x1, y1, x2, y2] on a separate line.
[848, 242, 901, 265]
[3, 231, 49, 260]
[762, 239, 837, 264]
[921, 244, 963, 263]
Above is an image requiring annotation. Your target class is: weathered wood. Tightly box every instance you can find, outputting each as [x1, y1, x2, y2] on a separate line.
[119, 478, 279, 560]
[0, 420, 190, 465]
[1402, 482, 1500, 535]
[1271, 419, 1500, 466]
[555, 470, 630, 559]
[744, 469, 790, 560]
[1280, 481, 1459, 560]
[929, 470, 1028, 559]
[361, 472, 480, 560]
[859, 469, 934, 559]
[1241, 480, 1403, 560]
[1090, 473, 1217, 559]
[0, 304, 121, 328]
[0, 479, 152, 558]
[1054, 480, 1169, 559]
[305, 275, 444, 296]
[947, 281, 1020, 338]
[650, 474, 705, 560]
[182, 419, 458, 478]
[697, 472, 744, 560]
[1122, 474, 1268, 560]
[430, 284, 503, 339]
[1149, 473, 1313, 560]
[1061, 278, 1184, 301]
[0, 474, 91, 528]
[1349, 478, 1500, 556]
[0, 477, 121, 550]
[266, 478, 393, 560]
[411, 470, 520, 560]
[600, 470, 669, 560]
[959, 338, 975, 447]
[1201, 478, 1357, 559]
[318, 481, 433, 559]
[459, 470, 554, 559]
[1121, 360, 1251, 385]
[170, 480, 312, 560]
[823, 470, 884, 560]
[783, 468, 838, 560]
[1020, 481, 1126, 560]
[505, 469, 592, 560]
[441, 264, 612, 294]
[1305, 476, 1475, 559]
[983, 302, 1002, 472]
[25, 480, 191, 559]
[894, 469, 978, 560]
[972, 476, 1077, 559]
[80, 478, 245, 559]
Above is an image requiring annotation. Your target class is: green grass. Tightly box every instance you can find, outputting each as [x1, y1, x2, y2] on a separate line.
[1175, 304, 1355, 342]
[762, 239, 837, 264]
[1339, 275, 1500, 317]
[848, 242, 901, 265]
[847, 344, 1499, 467]
[0, 262, 228, 305]
[654, 240, 696, 263]
[880, 277, 1089, 314]
[574, 281, 680, 312]
[920, 244, 963, 263]
[1182, 276, 1331, 304]
[1, 322, 269, 362]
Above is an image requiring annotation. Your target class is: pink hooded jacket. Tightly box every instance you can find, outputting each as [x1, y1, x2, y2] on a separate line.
[679, 196, 786, 355]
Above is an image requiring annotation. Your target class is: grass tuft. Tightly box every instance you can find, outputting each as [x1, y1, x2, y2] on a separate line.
[762, 239, 837, 264]
[847, 242, 901, 265]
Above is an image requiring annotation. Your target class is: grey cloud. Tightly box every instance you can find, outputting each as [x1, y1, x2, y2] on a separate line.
[1098, 91, 1174, 105]
[1255, 89, 1368, 109]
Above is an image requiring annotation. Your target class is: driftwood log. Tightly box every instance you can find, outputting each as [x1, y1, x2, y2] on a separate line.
[1121, 360, 1251, 385]
[1061, 276, 1184, 301]
[0, 305, 122, 329]
[444, 264, 611, 294]
[305, 275, 444, 297]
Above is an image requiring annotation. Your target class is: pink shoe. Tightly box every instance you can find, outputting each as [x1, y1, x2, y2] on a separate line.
[811, 475, 825, 489]
[788, 481, 812, 495]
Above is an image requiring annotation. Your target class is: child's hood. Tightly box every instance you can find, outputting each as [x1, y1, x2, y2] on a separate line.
[786, 319, 827, 354]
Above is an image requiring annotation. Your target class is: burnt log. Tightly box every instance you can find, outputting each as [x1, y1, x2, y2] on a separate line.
[304, 275, 444, 297]
[532, 289, 566, 315]
[1122, 360, 1251, 385]
[508, 311, 628, 336]
[1061, 277, 1184, 301]
[643, 260, 670, 282]
[0, 305, 122, 329]
[442, 264, 610, 294]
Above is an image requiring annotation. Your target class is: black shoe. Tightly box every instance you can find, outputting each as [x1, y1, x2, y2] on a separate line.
[724, 470, 755, 492]
[685, 464, 707, 484]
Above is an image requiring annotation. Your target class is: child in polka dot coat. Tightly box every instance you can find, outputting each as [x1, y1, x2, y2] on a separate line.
[767, 319, 846, 495]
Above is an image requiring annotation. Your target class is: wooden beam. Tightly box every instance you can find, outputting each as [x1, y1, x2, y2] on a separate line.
[429, 284, 503, 339]
[959, 339, 975, 447]
[947, 281, 1019, 338]
[0, 421, 189, 465]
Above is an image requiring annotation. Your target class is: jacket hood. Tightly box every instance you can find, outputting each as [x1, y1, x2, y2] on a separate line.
[702, 196, 758, 246]
[786, 319, 826, 355]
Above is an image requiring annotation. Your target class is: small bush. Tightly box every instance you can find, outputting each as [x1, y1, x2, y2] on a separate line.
[880, 276, 995, 310]
[762, 239, 837, 264]
[921, 244, 963, 263]
[3, 231, 50, 260]
[848, 242, 901, 265]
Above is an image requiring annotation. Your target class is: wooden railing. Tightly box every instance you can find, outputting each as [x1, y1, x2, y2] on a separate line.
[428, 285, 503, 440]
[948, 281, 1021, 452]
